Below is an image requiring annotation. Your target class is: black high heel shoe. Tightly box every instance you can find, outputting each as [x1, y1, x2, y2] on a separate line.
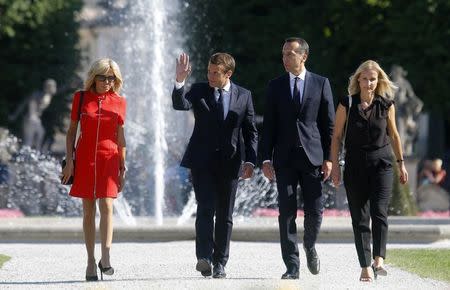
[98, 261, 114, 280]
[86, 274, 98, 281]
[86, 262, 98, 281]
[372, 264, 387, 278]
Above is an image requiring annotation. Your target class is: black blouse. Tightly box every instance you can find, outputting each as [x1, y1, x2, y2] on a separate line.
[339, 94, 394, 152]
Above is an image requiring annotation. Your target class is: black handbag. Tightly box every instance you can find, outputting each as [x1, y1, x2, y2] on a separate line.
[61, 91, 84, 185]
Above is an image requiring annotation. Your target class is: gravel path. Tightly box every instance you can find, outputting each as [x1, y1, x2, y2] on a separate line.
[0, 241, 449, 289]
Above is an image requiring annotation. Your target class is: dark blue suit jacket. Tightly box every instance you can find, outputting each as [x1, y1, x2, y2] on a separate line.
[172, 81, 258, 175]
[260, 71, 335, 168]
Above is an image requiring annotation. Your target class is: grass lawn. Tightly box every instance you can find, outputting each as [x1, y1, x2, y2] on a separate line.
[0, 254, 11, 269]
[388, 249, 450, 283]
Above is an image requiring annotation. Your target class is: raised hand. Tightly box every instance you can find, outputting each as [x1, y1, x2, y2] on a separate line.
[176, 52, 192, 83]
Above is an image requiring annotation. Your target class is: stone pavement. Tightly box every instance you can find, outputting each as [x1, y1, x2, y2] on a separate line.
[0, 241, 449, 289]
[0, 216, 449, 289]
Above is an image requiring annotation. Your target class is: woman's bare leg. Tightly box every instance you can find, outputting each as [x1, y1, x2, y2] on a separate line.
[82, 198, 97, 275]
[99, 197, 114, 267]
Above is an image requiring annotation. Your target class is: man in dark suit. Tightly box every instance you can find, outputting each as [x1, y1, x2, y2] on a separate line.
[172, 52, 258, 278]
[260, 37, 335, 279]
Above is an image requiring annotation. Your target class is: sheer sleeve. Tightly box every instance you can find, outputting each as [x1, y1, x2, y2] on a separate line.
[338, 95, 350, 110]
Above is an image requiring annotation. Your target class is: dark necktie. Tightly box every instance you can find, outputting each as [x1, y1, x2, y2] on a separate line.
[217, 88, 224, 122]
[293, 77, 301, 112]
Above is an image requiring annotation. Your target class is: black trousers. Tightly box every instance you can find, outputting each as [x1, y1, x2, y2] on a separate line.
[275, 147, 324, 269]
[191, 163, 238, 266]
[344, 146, 393, 267]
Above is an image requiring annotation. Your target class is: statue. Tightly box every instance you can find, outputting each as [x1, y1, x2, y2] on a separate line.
[390, 65, 423, 157]
[9, 79, 57, 151]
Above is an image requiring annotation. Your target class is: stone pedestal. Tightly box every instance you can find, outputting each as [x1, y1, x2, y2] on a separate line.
[417, 184, 450, 211]
[405, 158, 419, 193]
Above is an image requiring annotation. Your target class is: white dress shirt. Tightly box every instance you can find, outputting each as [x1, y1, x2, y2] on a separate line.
[175, 80, 231, 119]
[289, 70, 306, 103]
[214, 81, 231, 119]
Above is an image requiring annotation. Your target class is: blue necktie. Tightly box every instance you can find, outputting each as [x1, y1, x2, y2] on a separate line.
[293, 77, 301, 112]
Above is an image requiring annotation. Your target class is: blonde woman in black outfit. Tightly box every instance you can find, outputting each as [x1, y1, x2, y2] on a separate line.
[330, 60, 408, 282]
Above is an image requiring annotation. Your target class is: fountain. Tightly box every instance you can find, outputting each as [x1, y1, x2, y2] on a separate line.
[0, 0, 345, 225]
[0, 0, 191, 224]
[0, 130, 81, 216]
[0, 128, 136, 224]
[97, 0, 192, 224]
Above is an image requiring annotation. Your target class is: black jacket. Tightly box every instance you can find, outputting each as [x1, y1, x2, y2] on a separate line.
[260, 71, 335, 168]
[172, 81, 258, 175]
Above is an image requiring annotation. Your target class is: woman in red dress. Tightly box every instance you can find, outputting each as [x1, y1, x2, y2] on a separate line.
[61, 58, 127, 281]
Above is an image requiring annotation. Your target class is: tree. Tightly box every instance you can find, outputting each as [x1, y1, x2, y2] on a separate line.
[181, 0, 450, 118]
[0, 0, 83, 136]
[180, 0, 448, 214]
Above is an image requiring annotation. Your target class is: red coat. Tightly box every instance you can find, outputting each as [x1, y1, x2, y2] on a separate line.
[69, 90, 126, 199]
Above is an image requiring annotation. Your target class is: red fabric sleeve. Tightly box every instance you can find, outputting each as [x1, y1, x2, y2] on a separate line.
[118, 97, 127, 125]
[70, 91, 81, 121]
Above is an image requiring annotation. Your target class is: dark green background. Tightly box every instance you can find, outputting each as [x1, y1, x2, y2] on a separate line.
[182, 0, 449, 114]
[1, 0, 449, 154]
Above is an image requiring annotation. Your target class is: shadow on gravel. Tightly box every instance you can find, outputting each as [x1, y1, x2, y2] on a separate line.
[0, 276, 276, 285]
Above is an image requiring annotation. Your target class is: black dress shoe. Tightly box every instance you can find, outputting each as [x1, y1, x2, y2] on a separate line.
[304, 246, 320, 275]
[281, 266, 299, 279]
[196, 258, 212, 277]
[212, 263, 226, 279]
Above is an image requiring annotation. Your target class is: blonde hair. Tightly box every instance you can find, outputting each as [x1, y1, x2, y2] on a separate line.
[84, 58, 123, 93]
[348, 60, 397, 99]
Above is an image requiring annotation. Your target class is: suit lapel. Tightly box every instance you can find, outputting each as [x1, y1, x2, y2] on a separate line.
[282, 73, 292, 101]
[299, 71, 311, 114]
[224, 82, 238, 122]
[205, 85, 215, 108]
[281, 73, 295, 114]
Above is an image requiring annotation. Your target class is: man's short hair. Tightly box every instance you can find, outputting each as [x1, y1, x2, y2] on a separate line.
[285, 37, 309, 55]
[209, 53, 235, 73]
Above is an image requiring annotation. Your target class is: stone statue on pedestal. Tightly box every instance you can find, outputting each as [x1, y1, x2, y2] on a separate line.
[390, 65, 423, 157]
[9, 79, 57, 151]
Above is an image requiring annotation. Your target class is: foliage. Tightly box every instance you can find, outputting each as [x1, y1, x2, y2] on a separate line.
[0, 0, 83, 135]
[0, 254, 11, 269]
[389, 159, 417, 216]
[181, 0, 450, 116]
[388, 249, 450, 283]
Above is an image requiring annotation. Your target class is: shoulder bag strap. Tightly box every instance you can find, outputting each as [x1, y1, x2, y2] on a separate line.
[341, 96, 352, 148]
[77, 91, 84, 121]
[72, 91, 84, 152]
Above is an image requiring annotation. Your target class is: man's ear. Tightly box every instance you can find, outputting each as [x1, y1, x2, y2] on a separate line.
[302, 53, 308, 62]
[226, 70, 233, 79]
